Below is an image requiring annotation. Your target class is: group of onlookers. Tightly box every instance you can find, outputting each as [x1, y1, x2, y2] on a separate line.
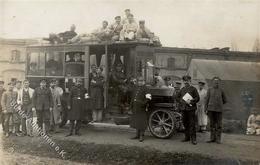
[43, 9, 160, 44]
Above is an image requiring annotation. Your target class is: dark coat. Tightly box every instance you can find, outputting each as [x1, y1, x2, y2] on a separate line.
[205, 87, 227, 112]
[32, 87, 53, 111]
[176, 85, 200, 111]
[68, 85, 88, 120]
[130, 85, 150, 131]
[0, 89, 6, 111]
[90, 75, 104, 110]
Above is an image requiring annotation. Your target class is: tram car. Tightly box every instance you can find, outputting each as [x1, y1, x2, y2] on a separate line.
[25, 41, 182, 139]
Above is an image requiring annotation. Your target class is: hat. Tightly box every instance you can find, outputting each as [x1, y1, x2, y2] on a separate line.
[139, 20, 145, 24]
[50, 78, 57, 83]
[16, 80, 22, 84]
[125, 9, 130, 12]
[40, 79, 47, 83]
[115, 16, 121, 19]
[164, 77, 171, 81]
[182, 75, 191, 81]
[198, 80, 206, 85]
[175, 81, 182, 85]
[7, 82, 13, 86]
[127, 14, 134, 18]
[0, 81, 4, 84]
[212, 76, 221, 81]
[76, 78, 83, 82]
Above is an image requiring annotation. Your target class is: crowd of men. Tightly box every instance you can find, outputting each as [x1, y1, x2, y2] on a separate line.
[43, 9, 160, 45]
[0, 75, 259, 144]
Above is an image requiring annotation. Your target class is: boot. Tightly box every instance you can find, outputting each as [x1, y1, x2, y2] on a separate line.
[207, 128, 216, 143]
[139, 131, 144, 142]
[216, 131, 222, 144]
[131, 130, 140, 139]
[66, 122, 74, 137]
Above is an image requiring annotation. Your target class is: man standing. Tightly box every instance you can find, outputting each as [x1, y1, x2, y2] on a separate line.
[0, 81, 6, 131]
[130, 77, 152, 142]
[197, 81, 208, 132]
[1, 83, 19, 137]
[109, 16, 123, 41]
[206, 77, 227, 144]
[32, 79, 53, 135]
[66, 78, 88, 136]
[20, 80, 34, 136]
[177, 75, 200, 145]
[49, 79, 61, 133]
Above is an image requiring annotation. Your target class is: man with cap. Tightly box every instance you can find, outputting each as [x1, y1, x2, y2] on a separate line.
[92, 21, 111, 41]
[122, 9, 135, 24]
[66, 78, 88, 136]
[0, 81, 6, 131]
[49, 79, 62, 133]
[1, 83, 19, 137]
[176, 75, 200, 145]
[136, 20, 154, 42]
[120, 14, 138, 41]
[197, 80, 208, 132]
[111, 63, 128, 114]
[32, 79, 53, 135]
[130, 77, 151, 142]
[205, 77, 227, 144]
[109, 16, 123, 41]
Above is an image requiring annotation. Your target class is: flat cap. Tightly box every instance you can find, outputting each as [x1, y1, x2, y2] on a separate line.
[182, 75, 191, 81]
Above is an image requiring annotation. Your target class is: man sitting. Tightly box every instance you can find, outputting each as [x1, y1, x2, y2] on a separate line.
[109, 16, 123, 41]
[92, 21, 111, 41]
[136, 20, 161, 44]
[246, 108, 260, 135]
[120, 14, 138, 41]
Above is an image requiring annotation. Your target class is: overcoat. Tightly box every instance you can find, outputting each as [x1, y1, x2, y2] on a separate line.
[90, 75, 104, 110]
[130, 85, 150, 131]
[68, 85, 88, 120]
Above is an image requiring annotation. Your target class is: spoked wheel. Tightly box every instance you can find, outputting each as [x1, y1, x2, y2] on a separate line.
[148, 109, 176, 139]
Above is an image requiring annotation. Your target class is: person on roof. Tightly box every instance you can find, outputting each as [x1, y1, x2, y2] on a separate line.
[136, 20, 154, 41]
[120, 14, 138, 41]
[92, 21, 111, 41]
[43, 24, 77, 44]
[109, 16, 123, 41]
[122, 9, 135, 24]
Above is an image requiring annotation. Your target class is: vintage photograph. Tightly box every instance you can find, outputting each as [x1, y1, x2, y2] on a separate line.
[0, 0, 260, 164]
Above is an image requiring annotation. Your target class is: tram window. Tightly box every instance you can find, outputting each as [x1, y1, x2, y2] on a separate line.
[46, 52, 63, 76]
[65, 52, 84, 63]
[65, 63, 84, 77]
[27, 52, 45, 76]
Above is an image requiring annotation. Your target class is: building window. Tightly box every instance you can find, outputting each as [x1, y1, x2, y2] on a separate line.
[167, 58, 175, 70]
[11, 50, 21, 63]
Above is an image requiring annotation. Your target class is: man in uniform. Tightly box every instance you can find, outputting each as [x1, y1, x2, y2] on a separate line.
[32, 79, 53, 135]
[197, 81, 208, 132]
[177, 75, 200, 145]
[136, 20, 154, 42]
[120, 14, 138, 41]
[66, 78, 88, 136]
[205, 77, 227, 144]
[122, 9, 134, 24]
[130, 77, 151, 142]
[92, 21, 111, 41]
[0, 81, 6, 131]
[111, 63, 128, 114]
[109, 16, 123, 41]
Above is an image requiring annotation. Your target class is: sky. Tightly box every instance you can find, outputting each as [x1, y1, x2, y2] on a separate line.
[0, 0, 260, 51]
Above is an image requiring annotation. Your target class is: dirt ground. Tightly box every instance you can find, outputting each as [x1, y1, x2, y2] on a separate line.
[0, 123, 260, 165]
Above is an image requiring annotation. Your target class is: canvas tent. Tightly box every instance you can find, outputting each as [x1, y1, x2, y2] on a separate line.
[187, 59, 260, 122]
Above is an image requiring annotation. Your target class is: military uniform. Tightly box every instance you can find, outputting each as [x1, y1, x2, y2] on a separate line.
[109, 22, 123, 41]
[206, 87, 227, 143]
[177, 85, 200, 143]
[68, 85, 88, 135]
[32, 86, 53, 134]
[130, 85, 150, 140]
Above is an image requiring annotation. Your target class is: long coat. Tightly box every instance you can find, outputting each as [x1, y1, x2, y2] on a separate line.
[130, 85, 150, 131]
[197, 88, 208, 126]
[1, 90, 17, 113]
[90, 75, 104, 110]
[68, 85, 88, 120]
